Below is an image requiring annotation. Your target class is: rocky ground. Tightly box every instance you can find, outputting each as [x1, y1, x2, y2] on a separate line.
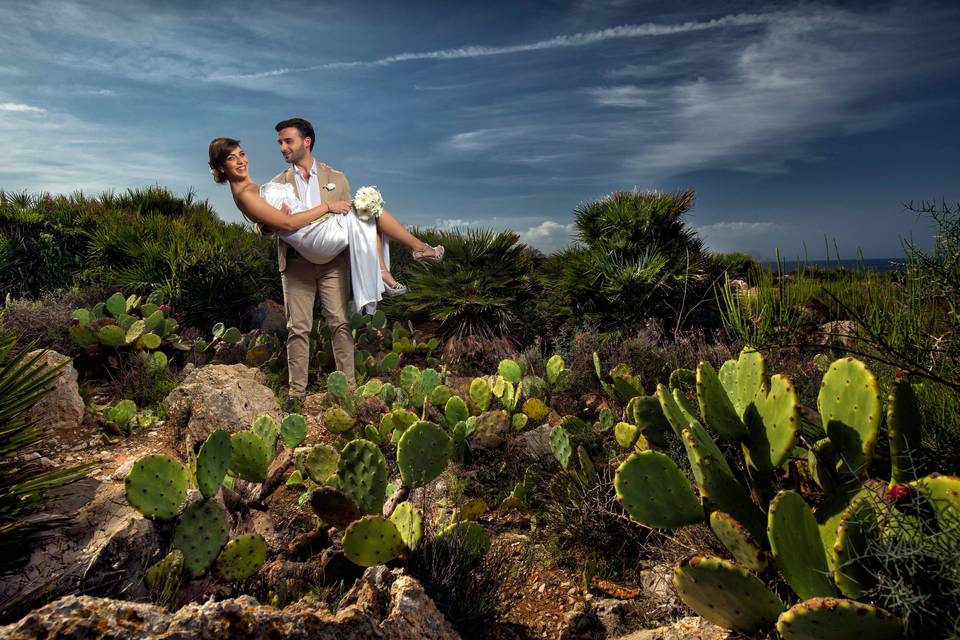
[1, 352, 730, 640]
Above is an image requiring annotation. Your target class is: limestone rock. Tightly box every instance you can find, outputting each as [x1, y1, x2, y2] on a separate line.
[517, 423, 553, 458]
[818, 320, 859, 349]
[472, 410, 510, 450]
[1, 568, 461, 640]
[26, 350, 84, 432]
[611, 616, 727, 640]
[163, 363, 281, 454]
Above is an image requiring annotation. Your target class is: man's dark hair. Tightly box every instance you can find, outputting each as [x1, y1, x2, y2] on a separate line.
[275, 118, 315, 152]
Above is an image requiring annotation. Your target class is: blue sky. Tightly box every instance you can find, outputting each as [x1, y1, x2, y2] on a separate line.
[1, 0, 958, 259]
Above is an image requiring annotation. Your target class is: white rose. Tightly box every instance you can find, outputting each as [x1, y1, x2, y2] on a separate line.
[352, 186, 384, 221]
[323, 182, 336, 191]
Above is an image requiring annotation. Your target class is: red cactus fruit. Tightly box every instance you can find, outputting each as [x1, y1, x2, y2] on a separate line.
[888, 483, 911, 504]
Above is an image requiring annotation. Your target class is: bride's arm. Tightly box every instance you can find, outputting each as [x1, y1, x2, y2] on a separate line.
[235, 189, 331, 232]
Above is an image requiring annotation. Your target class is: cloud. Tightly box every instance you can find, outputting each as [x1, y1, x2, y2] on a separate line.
[517, 220, 576, 254]
[433, 218, 477, 229]
[587, 85, 652, 107]
[213, 13, 772, 80]
[0, 103, 45, 113]
[693, 221, 788, 254]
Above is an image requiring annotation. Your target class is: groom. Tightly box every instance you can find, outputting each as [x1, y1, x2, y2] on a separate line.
[270, 117, 356, 410]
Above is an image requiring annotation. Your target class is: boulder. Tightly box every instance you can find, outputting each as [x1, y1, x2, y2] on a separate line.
[517, 423, 553, 458]
[1, 568, 461, 639]
[472, 410, 510, 450]
[250, 300, 288, 337]
[163, 363, 281, 454]
[26, 350, 84, 432]
[818, 320, 859, 349]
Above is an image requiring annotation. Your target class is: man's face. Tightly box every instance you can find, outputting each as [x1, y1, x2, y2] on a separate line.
[277, 127, 311, 164]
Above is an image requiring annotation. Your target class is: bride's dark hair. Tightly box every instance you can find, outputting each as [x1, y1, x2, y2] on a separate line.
[208, 137, 240, 184]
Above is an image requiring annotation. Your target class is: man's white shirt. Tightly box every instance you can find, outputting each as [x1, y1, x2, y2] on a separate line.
[293, 160, 322, 209]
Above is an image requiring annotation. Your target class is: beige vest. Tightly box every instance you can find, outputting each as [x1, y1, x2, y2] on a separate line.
[250, 160, 351, 272]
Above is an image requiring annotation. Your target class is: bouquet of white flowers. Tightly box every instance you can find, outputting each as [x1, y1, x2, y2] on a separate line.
[352, 186, 384, 221]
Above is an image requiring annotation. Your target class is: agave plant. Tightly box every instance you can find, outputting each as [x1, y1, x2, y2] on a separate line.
[396, 228, 534, 341]
[0, 334, 90, 574]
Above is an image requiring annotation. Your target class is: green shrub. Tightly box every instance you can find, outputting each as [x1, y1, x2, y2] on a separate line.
[705, 252, 759, 280]
[542, 190, 710, 333]
[393, 228, 535, 342]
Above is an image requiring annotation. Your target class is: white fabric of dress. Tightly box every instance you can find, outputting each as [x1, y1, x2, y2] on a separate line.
[259, 182, 388, 315]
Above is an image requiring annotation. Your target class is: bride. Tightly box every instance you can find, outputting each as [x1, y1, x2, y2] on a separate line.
[208, 137, 442, 313]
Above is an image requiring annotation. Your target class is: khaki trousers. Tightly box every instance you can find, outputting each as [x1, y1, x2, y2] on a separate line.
[281, 249, 355, 395]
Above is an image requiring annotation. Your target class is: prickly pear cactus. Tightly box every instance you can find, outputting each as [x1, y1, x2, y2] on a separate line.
[911, 473, 960, 525]
[614, 421, 641, 450]
[323, 405, 357, 433]
[818, 357, 881, 475]
[214, 534, 267, 581]
[125, 455, 190, 520]
[725, 348, 766, 418]
[626, 395, 672, 447]
[469, 377, 491, 412]
[304, 444, 339, 484]
[776, 597, 904, 640]
[144, 549, 184, 605]
[615, 451, 703, 528]
[832, 496, 879, 598]
[342, 515, 405, 567]
[682, 429, 764, 541]
[390, 501, 422, 550]
[326, 371, 350, 402]
[744, 374, 799, 473]
[397, 421, 451, 488]
[309, 486, 362, 529]
[252, 415, 279, 454]
[673, 555, 783, 633]
[696, 361, 747, 441]
[280, 414, 308, 449]
[172, 500, 230, 577]
[196, 430, 231, 499]
[228, 431, 271, 483]
[445, 396, 469, 427]
[887, 379, 921, 484]
[438, 521, 490, 557]
[337, 439, 388, 516]
[655, 384, 690, 438]
[549, 425, 572, 469]
[497, 359, 522, 383]
[768, 490, 838, 600]
[522, 398, 550, 424]
[709, 511, 768, 572]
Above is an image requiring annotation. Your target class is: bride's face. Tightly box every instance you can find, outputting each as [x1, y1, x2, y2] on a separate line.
[223, 146, 249, 181]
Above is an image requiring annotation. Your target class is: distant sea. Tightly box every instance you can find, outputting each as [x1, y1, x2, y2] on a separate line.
[759, 258, 905, 273]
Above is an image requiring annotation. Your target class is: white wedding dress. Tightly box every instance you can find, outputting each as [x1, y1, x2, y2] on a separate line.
[259, 182, 388, 314]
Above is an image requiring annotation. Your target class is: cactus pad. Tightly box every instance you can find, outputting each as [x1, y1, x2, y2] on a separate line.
[709, 511, 768, 572]
[615, 451, 703, 528]
[682, 429, 764, 541]
[911, 473, 960, 524]
[389, 501, 422, 550]
[144, 550, 184, 602]
[326, 370, 350, 401]
[696, 360, 748, 441]
[125, 454, 190, 519]
[280, 414, 308, 449]
[549, 425, 572, 469]
[172, 500, 230, 576]
[497, 359, 522, 383]
[832, 496, 879, 598]
[445, 396, 469, 426]
[228, 431, 271, 483]
[522, 398, 550, 424]
[214, 534, 267, 581]
[337, 439, 388, 516]
[323, 405, 357, 433]
[304, 444, 340, 484]
[887, 380, 921, 483]
[469, 378, 491, 412]
[768, 490, 838, 600]
[397, 421, 451, 488]
[309, 486, 362, 529]
[196, 430, 231, 499]
[656, 384, 691, 438]
[745, 374, 799, 472]
[818, 357, 881, 475]
[429, 384, 452, 407]
[342, 515, 405, 566]
[614, 422, 641, 450]
[98, 324, 126, 347]
[252, 415, 279, 454]
[673, 555, 783, 633]
[626, 395, 672, 447]
[776, 597, 904, 640]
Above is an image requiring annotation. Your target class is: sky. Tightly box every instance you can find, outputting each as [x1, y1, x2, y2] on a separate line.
[1, 0, 958, 259]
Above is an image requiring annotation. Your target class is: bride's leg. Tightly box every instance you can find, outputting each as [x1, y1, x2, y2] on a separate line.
[377, 228, 403, 289]
[375, 208, 432, 253]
